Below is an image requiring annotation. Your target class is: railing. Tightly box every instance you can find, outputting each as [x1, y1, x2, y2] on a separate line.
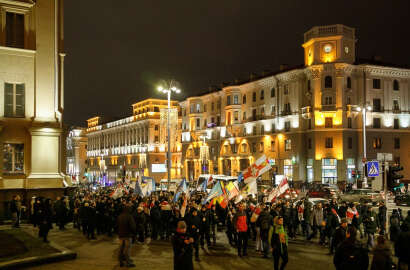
[304, 24, 354, 42]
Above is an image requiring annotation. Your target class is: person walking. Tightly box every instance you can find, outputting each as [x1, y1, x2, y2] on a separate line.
[257, 205, 273, 258]
[363, 206, 378, 250]
[186, 208, 201, 262]
[370, 235, 394, 270]
[233, 203, 249, 257]
[333, 226, 369, 270]
[172, 221, 194, 270]
[269, 216, 288, 270]
[199, 205, 211, 249]
[117, 205, 136, 267]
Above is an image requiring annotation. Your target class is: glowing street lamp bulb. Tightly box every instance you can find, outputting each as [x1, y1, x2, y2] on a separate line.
[157, 86, 163, 91]
[171, 86, 177, 91]
[175, 89, 181, 94]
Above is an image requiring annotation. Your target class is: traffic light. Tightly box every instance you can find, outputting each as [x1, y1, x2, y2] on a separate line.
[387, 165, 403, 190]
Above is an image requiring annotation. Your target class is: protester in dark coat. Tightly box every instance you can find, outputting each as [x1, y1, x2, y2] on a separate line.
[257, 207, 273, 258]
[199, 205, 211, 248]
[38, 199, 53, 243]
[186, 209, 201, 261]
[233, 203, 249, 257]
[333, 226, 369, 270]
[117, 205, 137, 267]
[331, 218, 348, 254]
[134, 206, 146, 243]
[326, 208, 340, 254]
[370, 236, 393, 270]
[150, 202, 162, 240]
[172, 221, 194, 270]
[395, 224, 410, 270]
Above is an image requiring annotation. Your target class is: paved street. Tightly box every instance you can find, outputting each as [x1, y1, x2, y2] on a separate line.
[21, 224, 334, 270]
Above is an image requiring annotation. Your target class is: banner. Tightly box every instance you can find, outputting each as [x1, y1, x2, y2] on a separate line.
[267, 177, 289, 202]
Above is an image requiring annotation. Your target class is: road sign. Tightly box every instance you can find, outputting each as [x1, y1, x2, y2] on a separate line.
[377, 153, 393, 162]
[367, 161, 380, 177]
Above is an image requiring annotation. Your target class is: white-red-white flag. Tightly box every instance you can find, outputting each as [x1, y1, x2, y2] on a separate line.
[242, 155, 271, 184]
[267, 177, 289, 202]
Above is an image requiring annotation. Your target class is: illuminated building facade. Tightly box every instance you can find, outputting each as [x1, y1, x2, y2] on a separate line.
[86, 99, 182, 183]
[0, 0, 65, 215]
[180, 24, 410, 185]
[66, 127, 87, 183]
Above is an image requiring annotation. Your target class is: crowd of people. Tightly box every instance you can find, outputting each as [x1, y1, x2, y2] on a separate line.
[10, 185, 410, 270]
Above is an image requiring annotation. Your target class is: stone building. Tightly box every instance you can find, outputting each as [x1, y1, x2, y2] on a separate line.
[66, 127, 87, 184]
[0, 0, 65, 216]
[180, 24, 410, 186]
[86, 99, 182, 183]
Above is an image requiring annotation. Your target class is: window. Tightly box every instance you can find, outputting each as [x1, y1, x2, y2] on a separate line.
[394, 119, 399, 129]
[196, 104, 201, 112]
[325, 76, 332, 88]
[347, 96, 351, 105]
[307, 80, 311, 91]
[348, 117, 352, 128]
[285, 121, 290, 132]
[252, 109, 257, 121]
[242, 94, 246, 104]
[324, 96, 333, 105]
[154, 136, 159, 142]
[347, 77, 351, 89]
[252, 143, 257, 152]
[204, 104, 207, 112]
[233, 95, 239, 105]
[6, 12, 24, 49]
[271, 88, 275, 97]
[372, 138, 382, 149]
[393, 100, 400, 111]
[260, 90, 264, 100]
[270, 140, 275, 151]
[3, 143, 24, 173]
[259, 142, 264, 152]
[284, 103, 291, 114]
[373, 118, 381, 128]
[232, 144, 238, 154]
[348, 137, 353, 149]
[190, 104, 194, 113]
[322, 158, 337, 184]
[211, 102, 214, 111]
[308, 138, 312, 149]
[393, 80, 399, 91]
[234, 111, 239, 121]
[196, 118, 200, 129]
[204, 119, 207, 127]
[227, 95, 231, 105]
[271, 105, 275, 115]
[373, 98, 381, 112]
[154, 125, 159, 131]
[284, 85, 289, 95]
[241, 144, 247, 153]
[252, 92, 256, 102]
[285, 139, 291, 151]
[4, 83, 25, 117]
[325, 117, 333, 128]
[325, 137, 333, 148]
[394, 138, 400, 149]
[243, 112, 246, 121]
[373, 79, 381, 89]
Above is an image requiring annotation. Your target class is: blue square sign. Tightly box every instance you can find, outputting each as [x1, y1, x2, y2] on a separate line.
[367, 161, 380, 177]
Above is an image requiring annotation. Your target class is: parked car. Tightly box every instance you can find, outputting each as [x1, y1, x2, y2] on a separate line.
[395, 194, 410, 206]
[339, 188, 383, 204]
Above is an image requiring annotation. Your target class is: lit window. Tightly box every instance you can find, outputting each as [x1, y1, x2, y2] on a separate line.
[285, 139, 291, 151]
[227, 95, 231, 105]
[3, 143, 24, 173]
[233, 95, 239, 105]
[196, 104, 200, 113]
[4, 83, 25, 117]
[372, 138, 382, 149]
[325, 117, 333, 128]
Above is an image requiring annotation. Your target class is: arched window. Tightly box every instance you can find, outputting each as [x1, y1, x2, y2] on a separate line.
[325, 76, 332, 88]
[260, 90, 264, 100]
[347, 77, 351, 89]
[243, 94, 247, 104]
[393, 80, 399, 91]
[271, 88, 275, 97]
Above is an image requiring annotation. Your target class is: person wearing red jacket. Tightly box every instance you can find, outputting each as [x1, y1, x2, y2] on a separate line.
[233, 203, 249, 257]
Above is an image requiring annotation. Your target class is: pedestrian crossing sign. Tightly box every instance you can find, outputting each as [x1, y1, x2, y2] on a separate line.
[367, 161, 380, 177]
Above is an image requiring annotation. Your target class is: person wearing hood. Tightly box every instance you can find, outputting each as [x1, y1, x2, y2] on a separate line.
[370, 235, 394, 270]
[269, 216, 288, 270]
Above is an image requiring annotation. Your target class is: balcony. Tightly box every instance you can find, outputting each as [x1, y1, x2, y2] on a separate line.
[301, 106, 312, 119]
[321, 104, 336, 112]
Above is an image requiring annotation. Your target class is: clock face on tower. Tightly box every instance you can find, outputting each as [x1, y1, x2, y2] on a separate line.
[324, 44, 332, 53]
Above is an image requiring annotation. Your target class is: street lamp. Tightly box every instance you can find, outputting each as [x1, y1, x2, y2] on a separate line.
[356, 103, 372, 188]
[157, 80, 181, 189]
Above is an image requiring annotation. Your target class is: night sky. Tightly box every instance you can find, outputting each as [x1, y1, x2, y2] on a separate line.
[64, 0, 410, 127]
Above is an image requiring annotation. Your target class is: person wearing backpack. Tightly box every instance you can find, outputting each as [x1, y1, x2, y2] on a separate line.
[257, 205, 273, 258]
[333, 226, 369, 270]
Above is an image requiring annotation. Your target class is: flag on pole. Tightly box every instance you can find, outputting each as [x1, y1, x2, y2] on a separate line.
[267, 177, 289, 202]
[173, 179, 188, 202]
[203, 181, 223, 205]
[225, 181, 239, 200]
[242, 155, 271, 184]
[109, 187, 123, 199]
[134, 180, 144, 197]
[237, 172, 244, 184]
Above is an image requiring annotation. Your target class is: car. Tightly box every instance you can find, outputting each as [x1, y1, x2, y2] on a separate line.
[339, 189, 383, 204]
[307, 186, 339, 199]
[395, 194, 410, 206]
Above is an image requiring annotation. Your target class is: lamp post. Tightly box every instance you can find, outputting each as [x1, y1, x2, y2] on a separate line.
[356, 104, 372, 188]
[157, 81, 181, 189]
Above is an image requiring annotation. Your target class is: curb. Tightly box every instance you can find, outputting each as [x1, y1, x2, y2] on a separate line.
[0, 226, 77, 269]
